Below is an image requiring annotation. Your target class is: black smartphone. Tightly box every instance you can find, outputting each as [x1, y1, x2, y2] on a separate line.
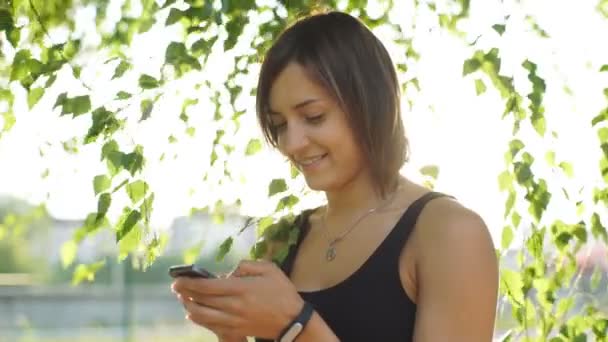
[169, 264, 217, 279]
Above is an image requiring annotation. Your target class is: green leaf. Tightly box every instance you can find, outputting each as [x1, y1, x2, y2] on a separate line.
[183, 241, 203, 265]
[514, 162, 532, 185]
[492, 24, 506, 35]
[511, 212, 521, 227]
[27, 87, 44, 109]
[10, 50, 32, 83]
[86, 107, 120, 144]
[93, 175, 111, 194]
[500, 269, 524, 304]
[112, 61, 131, 79]
[509, 139, 525, 159]
[501, 226, 514, 250]
[290, 164, 300, 179]
[210, 150, 218, 165]
[531, 113, 546, 136]
[556, 297, 574, 318]
[245, 138, 262, 155]
[593, 318, 608, 338]
[60, 240, 78, 268]
[592, 109, 608, 127]
[498, 170, 513, 191]
[250, 240, 268, 260]
[420, 165, 439, 179]
[138, 74, 160, 89]
[474, 79, 486, 95]
[140, 193, 155, 226]
[216, 237, 233, 262]
[600, 64, 608, 72]
[72, 66, 82, 78]
[6, 26, 19, 47]
[165, 41, 201, 73]
[0, 9, 14, 32]
[276, 194, 299, 211]
[45, 74, 57, 88]
[54, 92, 67, 109]
[559, 161, 574, 178]
[116, 91, 132, 100]
[60, 95, 91, 116]
[72, 261, 105, 285]
[527, 180, 551, 222]
[192, 36, 218, 58]
[78, 212, 108, 238]
[268, 178, 287, 196]
[140, 99, 154, 121]
[545, 151, 556, 166]
[122, 145, 145, 176]
[591, 213, 607, 243]
[63, 40, 80, 60]
[256, 216, 275, 236]
[1, 111, 15, 134]
[186, 126, 196, 136]
[272, 245, 290, 265]
[599, 127, 608, 143]
[165, 8, 183, 25]
[504, 190, 515, 218]
[555, 231, 572, 250]
[97, 193, 111, 218]
[224, 15, 248, 51]
[118, 221, 142, 261]
[126, 180, 148, 204]
[116, 210, 141, 242]
[462, 57, 481, 76]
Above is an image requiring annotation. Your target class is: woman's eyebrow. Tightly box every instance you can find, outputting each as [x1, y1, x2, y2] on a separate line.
[268, 98, 322, 115]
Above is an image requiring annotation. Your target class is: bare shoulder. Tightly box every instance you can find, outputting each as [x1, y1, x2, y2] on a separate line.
[415, 196, 496, 261]
[409, 195, 499, 340]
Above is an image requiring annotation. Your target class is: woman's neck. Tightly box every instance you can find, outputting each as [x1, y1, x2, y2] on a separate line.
[323, 173, 402, 220]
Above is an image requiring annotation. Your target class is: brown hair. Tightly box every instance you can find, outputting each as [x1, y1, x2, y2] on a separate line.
[256, 11, 408, 197]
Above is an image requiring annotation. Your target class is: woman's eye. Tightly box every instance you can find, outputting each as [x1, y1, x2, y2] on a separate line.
[307, 114, 325, 124]
[272, 122, 287, 131]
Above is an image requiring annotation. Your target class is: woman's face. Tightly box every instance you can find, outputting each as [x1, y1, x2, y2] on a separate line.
[267, 62, 368, 192]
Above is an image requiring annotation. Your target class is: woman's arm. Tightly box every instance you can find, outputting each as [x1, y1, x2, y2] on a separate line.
[295, 311, 340, 342]
[411, 200, 499, 342]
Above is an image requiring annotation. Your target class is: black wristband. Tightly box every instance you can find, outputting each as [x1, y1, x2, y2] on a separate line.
[277, 301, 314, 342]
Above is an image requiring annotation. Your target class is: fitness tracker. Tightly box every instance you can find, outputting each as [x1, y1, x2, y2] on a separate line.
[277, 301, 314, 342]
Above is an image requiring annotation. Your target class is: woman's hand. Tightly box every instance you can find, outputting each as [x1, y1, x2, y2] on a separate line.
[171, 260, 305, 340]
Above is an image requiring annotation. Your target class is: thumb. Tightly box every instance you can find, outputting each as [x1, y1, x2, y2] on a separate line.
[233, 260, 274, 277]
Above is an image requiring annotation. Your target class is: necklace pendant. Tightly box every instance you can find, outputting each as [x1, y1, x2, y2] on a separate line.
[326, 245, 337, 262]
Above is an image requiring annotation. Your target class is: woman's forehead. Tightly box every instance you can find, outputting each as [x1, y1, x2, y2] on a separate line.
[268, 63, 332, 112]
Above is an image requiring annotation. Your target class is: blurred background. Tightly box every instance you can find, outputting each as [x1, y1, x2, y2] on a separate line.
[1, 0, 608, 341]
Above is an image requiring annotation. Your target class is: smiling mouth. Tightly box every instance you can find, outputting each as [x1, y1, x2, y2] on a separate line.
[296, 153, 328, 169]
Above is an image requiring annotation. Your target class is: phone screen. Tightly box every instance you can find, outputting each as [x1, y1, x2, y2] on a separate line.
[169, 264, 217, 279]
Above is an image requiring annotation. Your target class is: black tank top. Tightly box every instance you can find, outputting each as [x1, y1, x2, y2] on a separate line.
[256, 192, 448, 342]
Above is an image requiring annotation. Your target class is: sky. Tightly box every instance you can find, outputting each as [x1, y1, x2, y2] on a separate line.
[1, 0, 607, 246]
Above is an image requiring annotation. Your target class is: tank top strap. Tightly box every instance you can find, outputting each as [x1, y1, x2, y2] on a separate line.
[380, 191, 453, 262]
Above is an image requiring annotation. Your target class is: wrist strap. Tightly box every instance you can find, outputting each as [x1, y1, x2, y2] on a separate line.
[277, 301, 314, 342]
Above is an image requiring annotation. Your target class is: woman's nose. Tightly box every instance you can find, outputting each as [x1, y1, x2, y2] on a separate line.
[280, 124, 310, 156]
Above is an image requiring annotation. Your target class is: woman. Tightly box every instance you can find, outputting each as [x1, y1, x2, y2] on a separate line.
[172, 11, 499, 342]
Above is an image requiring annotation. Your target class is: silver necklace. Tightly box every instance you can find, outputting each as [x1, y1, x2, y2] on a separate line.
[321, 187, 400, 262]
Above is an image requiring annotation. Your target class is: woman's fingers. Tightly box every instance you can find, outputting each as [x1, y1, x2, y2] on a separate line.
[172, 276, 245, 296]
[233, 259, 275, 277]
[182, 298, 242, 333]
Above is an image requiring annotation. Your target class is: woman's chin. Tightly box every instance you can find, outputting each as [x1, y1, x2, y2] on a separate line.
[302, 176, 330, 192]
